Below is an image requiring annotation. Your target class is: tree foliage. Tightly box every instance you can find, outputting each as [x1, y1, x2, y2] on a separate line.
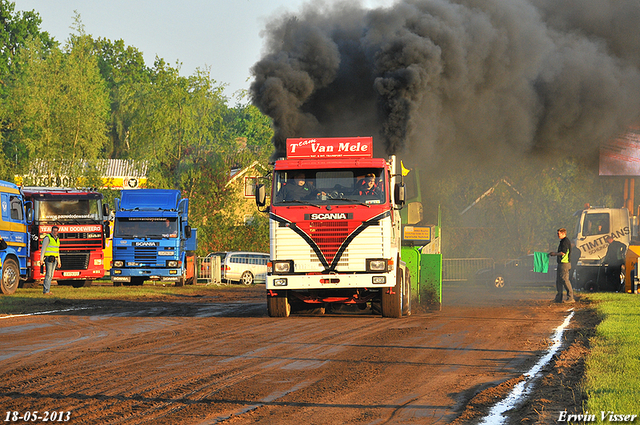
[0, 0, 54, 90]
[432, 156, 619, 260]
[5, 33, 109, 182]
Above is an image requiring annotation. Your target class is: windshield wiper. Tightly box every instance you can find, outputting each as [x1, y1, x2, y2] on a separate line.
[331, 198, 370, 207]
[280, 199, 321, 208]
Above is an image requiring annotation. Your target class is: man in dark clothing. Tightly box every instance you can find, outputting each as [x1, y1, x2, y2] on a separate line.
[603, 235, 627, 291]
[549, 228, 574, 303]
[277, 173, 317, 201]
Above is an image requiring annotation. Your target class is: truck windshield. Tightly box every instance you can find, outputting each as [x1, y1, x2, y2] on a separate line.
[273, 168, 387, 205]
[36, 199, 101, 222]
[580, 212, 610, 237]
[115, 218, 178, 238]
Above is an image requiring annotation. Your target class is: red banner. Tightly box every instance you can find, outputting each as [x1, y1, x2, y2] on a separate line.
[286, 137, 373, 159]
[39, 225, 102, 233]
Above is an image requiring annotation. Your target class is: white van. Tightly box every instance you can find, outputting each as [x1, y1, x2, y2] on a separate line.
[213, 251, 269, 285]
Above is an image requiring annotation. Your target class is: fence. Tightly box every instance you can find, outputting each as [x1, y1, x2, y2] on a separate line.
[196, 255, 222, 284]
[195, 256, 493, 284]
[443, 258, 495, 282]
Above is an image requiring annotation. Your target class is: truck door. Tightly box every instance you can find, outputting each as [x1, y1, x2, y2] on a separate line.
[1, 193, 25, 233]
[577, 209, 630, 261]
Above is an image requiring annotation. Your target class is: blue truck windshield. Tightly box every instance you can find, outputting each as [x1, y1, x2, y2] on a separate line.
[115, 218, 178, 238]
[37, 199, 101, 222]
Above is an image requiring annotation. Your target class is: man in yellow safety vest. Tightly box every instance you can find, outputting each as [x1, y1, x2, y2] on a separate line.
[41, 226, 61, 295]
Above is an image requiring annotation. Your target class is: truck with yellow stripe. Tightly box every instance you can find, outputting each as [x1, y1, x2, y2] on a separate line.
[0, 181, 30, 295]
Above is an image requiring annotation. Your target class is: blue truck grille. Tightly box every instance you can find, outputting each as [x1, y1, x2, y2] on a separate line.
[134, 247, 157, 262]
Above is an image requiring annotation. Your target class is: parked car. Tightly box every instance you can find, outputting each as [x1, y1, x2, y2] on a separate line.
[213, 251, 270, 285]
[474, 254, 557, 289]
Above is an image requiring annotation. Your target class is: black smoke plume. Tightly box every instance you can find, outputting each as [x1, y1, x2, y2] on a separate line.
[250, 0, 640, 165]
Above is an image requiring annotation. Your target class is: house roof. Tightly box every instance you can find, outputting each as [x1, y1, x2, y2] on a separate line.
[226, 161, 268, 187]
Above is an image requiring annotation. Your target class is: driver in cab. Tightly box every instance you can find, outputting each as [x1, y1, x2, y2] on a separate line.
[278, 173, 318, 201]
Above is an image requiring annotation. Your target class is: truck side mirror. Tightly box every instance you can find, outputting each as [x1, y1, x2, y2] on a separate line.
[185, 225, 192, 239]
[26, 204, 33, 222]
[395, 183, 406, 206]
[256, 184, 266, 207]
[103, 204, 110, 218]
[104, 224, 110, 239]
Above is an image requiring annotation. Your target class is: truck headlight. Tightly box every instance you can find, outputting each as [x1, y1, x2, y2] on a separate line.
[94, 259, 103, 266]
[167, 260, 179, 267]
[273, 261, 293, 273]
[113, 260, 124, 267]
[367, 259, 388, 272]
[273, 278, 288, 286]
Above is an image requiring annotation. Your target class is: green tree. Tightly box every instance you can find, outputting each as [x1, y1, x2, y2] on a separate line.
[432, 156, 619, 260]
[5, 25, 109, 183]
[92, 37, 151, 159]
[0, 0, 54, 90]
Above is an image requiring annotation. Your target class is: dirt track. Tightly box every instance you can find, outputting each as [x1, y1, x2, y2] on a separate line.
[0, 283, 593, 424]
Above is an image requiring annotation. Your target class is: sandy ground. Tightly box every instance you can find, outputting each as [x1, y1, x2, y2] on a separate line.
[0, 282, 595, 424]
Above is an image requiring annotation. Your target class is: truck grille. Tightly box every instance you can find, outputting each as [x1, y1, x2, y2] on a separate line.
[59, 251, 89, 270]
[134, 247, 157, 262]
[308, 221, 349, 263]
[311, 248, 349, 268]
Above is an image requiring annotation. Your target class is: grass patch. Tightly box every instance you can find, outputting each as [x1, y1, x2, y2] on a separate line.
[583, 293, 640, 416]
[0, 281, 232, 315]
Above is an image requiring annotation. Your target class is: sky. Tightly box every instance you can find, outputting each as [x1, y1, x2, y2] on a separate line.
[12, 0, 391, 100]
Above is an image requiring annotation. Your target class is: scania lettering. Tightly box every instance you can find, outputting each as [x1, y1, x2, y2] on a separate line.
[110, 189, 197, 286]
[256, 136, 411, 317]
[22, 187, 109, 288]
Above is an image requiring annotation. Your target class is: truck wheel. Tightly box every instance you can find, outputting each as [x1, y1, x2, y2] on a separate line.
[0, 258, 19, 295]
[267, 291, 291, 317]
[382, 271, 403, 318]
[583, 280, 599, 292]
[72, 280, 92, 288]
[113, 281, 122, 287]
[125, 277, 145, 286]
[240, 271, 254, 285]
[403, 268, 411, 316]
[175, 277, 184, 287]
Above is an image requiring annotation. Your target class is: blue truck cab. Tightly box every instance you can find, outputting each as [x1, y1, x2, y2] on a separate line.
[110, 189, 197, 286]
[0, 181, 30, 295]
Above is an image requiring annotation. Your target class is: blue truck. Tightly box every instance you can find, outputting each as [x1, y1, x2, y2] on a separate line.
[110, 189, 197, 286]
[0, 181, 31, 295]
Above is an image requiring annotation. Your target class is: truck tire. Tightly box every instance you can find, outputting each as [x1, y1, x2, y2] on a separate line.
[175, 277, 184, 287]
[112, 280, 122, 287]
[382, 270, 403, 318]
[267, 291, 291, 317]
[71, 280, 92, 288]
[0, 257, 19, 295]
[125, 277, 145, 286]
[403, 267, 412, 316]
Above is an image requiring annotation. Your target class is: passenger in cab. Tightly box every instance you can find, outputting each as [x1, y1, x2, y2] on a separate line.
[354, 173, 382, 197]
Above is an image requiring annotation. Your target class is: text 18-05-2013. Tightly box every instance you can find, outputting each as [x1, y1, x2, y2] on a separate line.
[4, 411, 71, 422]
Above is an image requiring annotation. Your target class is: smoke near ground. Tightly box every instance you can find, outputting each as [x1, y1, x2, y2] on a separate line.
[250, 0, 640, 167]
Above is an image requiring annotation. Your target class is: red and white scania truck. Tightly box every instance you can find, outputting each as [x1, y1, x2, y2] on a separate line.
[256, 136, 411, 317]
